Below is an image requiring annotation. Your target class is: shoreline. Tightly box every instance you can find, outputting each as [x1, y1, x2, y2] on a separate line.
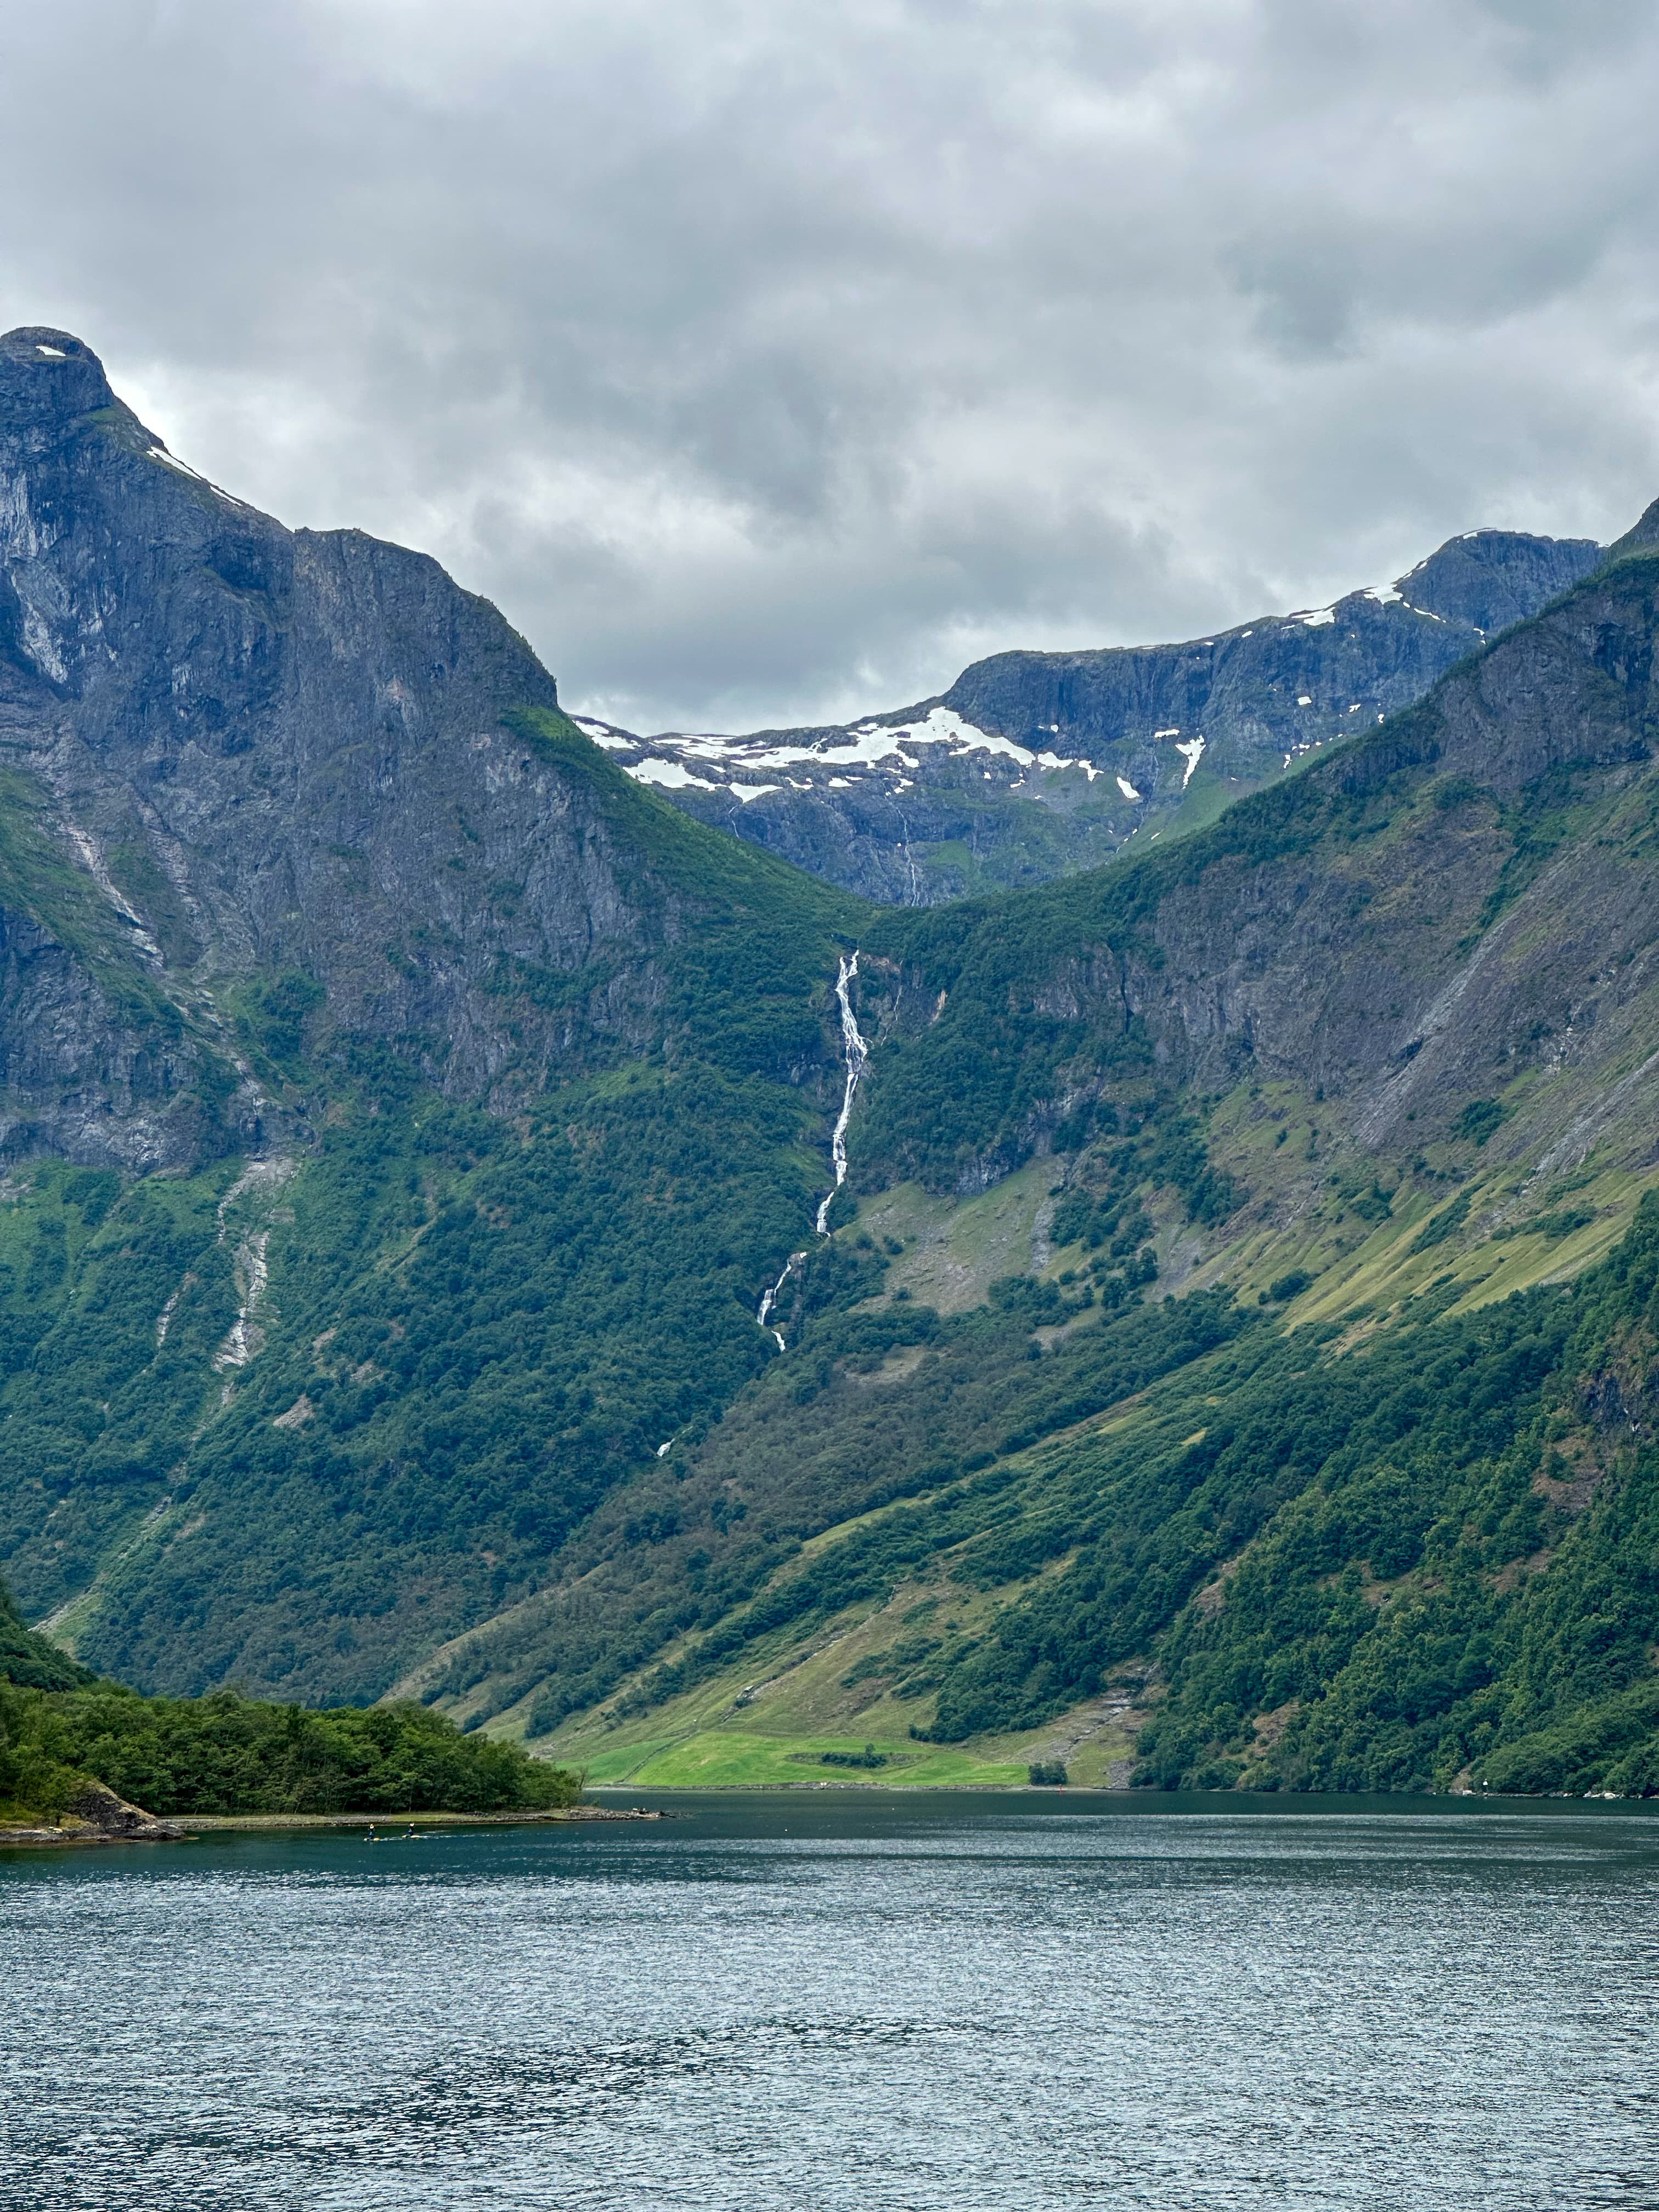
[1, 1803, 664, 1849]
[170, 1804, 664, 1831]
[582, 1780, 1658, 1809]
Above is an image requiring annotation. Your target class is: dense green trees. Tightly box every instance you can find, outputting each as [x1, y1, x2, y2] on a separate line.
[0, 1586, 578, 1820]
[0, 1681, 577, 1819]
[917, 1198, 1659, 1795]
[0, 1577, 90, 1693]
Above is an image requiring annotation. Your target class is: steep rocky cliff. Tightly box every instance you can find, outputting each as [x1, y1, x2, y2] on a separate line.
[0, 326, 853, 1172]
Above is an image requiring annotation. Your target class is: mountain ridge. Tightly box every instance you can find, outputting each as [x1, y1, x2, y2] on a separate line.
[577, 526, 1602, 904]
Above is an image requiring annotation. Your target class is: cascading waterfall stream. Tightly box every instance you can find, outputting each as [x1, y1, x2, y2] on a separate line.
[817, 951, 871, 1232]
[757, 950, 869, 1351]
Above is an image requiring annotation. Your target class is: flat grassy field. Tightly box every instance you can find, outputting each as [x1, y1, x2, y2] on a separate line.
[580, 1731, 1026, 1790]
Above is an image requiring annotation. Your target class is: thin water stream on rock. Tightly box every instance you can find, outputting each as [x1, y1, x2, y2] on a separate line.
[757, 950, 869, 1350]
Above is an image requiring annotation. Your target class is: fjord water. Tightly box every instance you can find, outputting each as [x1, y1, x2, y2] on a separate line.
[4, 1794, 1656, 2210]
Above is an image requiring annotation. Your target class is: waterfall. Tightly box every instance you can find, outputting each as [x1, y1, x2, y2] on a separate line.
[757, 1256, 795, 1352]
[755, 950, 870, 1351]
[816, 952, 870, 1234]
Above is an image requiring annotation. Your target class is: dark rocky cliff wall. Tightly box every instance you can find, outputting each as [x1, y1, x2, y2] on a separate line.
[0, 326, 830, 1166]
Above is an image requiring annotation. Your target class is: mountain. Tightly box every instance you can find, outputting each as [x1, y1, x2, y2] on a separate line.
[409, 502, 1659, 1799]
[4, 321, 1659, 1800]
[0, 326, 862, 1700]
[0, 325, 859, 1159]
[578, 527, 1601, 904]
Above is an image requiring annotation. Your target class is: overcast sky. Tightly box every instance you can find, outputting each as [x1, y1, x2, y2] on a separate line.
[3, 1, 1657, 732]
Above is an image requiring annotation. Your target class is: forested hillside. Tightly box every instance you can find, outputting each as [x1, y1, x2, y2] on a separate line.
[0, 1579, 576, 1823]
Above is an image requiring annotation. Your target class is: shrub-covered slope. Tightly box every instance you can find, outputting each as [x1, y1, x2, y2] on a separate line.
[486, 1178, 1659, 1801]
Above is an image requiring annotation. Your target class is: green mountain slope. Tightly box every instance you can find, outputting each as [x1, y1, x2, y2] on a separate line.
[410, 516, 1659, 1796]
[0, 743, 866, 1695]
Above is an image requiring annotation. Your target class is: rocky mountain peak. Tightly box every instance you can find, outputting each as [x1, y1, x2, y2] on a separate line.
[0, 325, 120, 422]
[0, 332, 851, 1171]
[1391, 526, 1602, 636]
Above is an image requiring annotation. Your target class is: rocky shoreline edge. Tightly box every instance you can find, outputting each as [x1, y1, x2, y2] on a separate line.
[1, 1800, 663, 1848]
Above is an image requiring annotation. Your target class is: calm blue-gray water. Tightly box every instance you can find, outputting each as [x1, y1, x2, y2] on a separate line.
[4, 1790, 1658, 2210]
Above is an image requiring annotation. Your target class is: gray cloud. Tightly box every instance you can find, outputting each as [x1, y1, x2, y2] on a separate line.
[2, 0, 1657, 730]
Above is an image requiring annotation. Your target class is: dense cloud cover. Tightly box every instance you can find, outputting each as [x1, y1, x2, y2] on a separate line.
[2, 0, 1656, 729]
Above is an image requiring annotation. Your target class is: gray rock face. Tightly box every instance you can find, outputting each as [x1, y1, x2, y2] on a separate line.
[0, 328, 753, 1169]
[63, 1779, 182, 1839]
[588, 529, 1601, 903]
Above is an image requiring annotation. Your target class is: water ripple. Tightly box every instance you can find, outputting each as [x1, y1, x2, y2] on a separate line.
[3, 1798, 1657, 2210]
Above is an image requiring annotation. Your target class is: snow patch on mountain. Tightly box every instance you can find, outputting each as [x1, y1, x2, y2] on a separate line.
[572, 716, 634, 751]
[631, 758, 716, 791]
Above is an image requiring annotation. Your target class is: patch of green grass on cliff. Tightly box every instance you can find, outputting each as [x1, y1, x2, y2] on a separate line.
[104, 840, 200, 969]
[0, 769, 179, 1030]
[847, 1164, 1056, 1315]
